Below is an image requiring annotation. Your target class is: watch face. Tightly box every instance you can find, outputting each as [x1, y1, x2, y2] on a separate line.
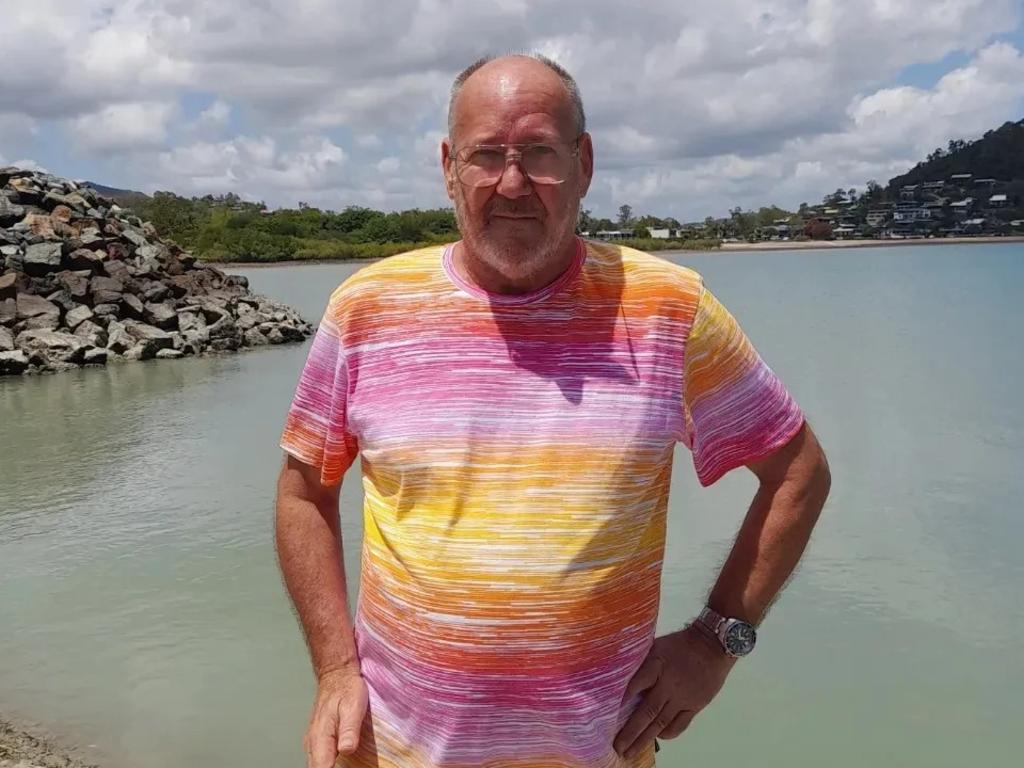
[724, 621, 757, 656]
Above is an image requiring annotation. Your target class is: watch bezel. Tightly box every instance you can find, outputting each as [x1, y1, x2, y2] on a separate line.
[722, 619, 757, 657]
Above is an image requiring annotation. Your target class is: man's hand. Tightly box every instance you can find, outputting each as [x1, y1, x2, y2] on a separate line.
[304, 666, 369, 768]
[614, 624, 736, 759]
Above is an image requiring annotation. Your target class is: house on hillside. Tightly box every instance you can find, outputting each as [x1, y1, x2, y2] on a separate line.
[950, 173, 973, 183]
[899, 185, 919, 200]
[893, 203, 932, 222]
[989, 194, 1009, 208]
[974, 178, 998, 189]
[866, 208, 890, 227]
[950, 198, 974, 218]
[922, 181, 946, 192]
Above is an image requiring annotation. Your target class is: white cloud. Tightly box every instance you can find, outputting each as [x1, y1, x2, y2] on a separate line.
[194, 99, 232, 133]
[376, 157, 401, 174]
[69, 102, 177, 151]
[154, 135, 347, 198]
[1, 0, 1021, 216]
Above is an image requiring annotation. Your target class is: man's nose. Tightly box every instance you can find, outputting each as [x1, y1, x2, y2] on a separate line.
[494, 157, 532, 199]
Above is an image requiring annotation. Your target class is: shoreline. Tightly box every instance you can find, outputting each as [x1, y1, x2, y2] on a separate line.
[0, 717, 100, 768]
[718, 235, 1024, 252]
[213, 235, 1024, 269]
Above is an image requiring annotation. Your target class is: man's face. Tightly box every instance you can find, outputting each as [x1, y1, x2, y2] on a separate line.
[441, 61, 594, 284]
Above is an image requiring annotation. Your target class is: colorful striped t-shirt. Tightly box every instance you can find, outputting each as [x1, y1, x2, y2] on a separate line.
[280, 239, 805, 768]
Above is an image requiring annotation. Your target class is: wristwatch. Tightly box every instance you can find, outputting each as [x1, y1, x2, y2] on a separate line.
[696, 606, 757, 658]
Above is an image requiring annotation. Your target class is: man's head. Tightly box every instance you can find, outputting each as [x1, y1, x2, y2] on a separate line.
[441, 55, 594, 287]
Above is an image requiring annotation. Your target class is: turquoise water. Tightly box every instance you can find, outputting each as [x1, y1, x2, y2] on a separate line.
[1, 244, 1022, 766]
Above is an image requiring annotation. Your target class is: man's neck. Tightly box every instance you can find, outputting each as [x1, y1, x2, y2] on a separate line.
[453, 236, 578, 296]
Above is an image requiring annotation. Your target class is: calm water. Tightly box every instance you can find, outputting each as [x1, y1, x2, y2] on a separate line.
[2, 244, 1022, 767]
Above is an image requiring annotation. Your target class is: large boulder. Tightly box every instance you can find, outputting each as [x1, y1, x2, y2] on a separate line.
[67, 247, 106, 271]
[16, 292, 60, 323]
[144, 301, 178, 330]
[0, 271, 17, 299]
[105, 320, 134, 354]
[0, 326, 13, 351]
[0, 349, 29, 375]
[89, 275, 125, 304]
[55, 270, 90, 300]
[0, 298, 16, 325]
[122, 319, 174, 357]
[65, 304, 94, 329]
[74, 320, 108, 348]
[15, 329, 89, 365]
[23, 242, 63, 276]
[0, 196, 24, 226]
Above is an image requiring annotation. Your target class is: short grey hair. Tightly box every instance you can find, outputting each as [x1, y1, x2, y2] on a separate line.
[447, 54, 586, 141]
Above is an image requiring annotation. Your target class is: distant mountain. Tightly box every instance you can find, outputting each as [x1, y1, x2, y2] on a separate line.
[888, 118, 1024, 190]
[84, 181, 150, 207]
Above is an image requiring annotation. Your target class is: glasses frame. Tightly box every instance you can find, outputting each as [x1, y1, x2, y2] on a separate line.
[451, 133, 584, 188]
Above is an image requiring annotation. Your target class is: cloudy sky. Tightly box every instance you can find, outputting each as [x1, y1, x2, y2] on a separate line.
[1, 0, 1022, 221]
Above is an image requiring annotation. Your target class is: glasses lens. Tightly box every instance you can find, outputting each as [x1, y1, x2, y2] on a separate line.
[522, 144, 570, 184]
[458, 148, 505, 187]
[457, 143, 573, 187]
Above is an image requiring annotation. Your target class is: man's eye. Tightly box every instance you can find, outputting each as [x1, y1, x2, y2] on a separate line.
[468, 149, 505, 164]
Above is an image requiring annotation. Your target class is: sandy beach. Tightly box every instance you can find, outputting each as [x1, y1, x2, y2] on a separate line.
[719, 235, 1024, 252]
[0, 719, 98, 768]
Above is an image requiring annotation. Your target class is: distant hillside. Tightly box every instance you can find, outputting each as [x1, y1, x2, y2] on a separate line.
[84, 181, 150, 207]
[888, 119, 1024, 189]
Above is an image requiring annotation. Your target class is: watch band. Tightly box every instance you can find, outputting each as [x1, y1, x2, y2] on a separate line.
[698, 606, 726, 635]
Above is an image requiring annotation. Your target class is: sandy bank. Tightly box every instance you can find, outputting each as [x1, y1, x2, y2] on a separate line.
[0, 718, 99, 768]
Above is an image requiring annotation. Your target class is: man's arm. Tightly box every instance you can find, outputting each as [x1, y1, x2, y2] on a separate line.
[708, 419, 831, 625]
[615, 421, 831, 758]
[275, 453, 367, 768]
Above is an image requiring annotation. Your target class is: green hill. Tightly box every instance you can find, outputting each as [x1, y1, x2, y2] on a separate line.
[888, 118, 1024, 189]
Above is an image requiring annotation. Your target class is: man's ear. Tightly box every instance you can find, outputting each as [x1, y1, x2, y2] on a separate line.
[441, 138, 456, 201]
[577, 132, 594, 199]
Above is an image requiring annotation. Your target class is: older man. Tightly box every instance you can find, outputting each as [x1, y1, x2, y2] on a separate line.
[276, 54, 830, 768]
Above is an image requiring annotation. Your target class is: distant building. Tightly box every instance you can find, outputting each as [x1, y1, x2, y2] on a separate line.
[647, 228, 672, 239]
[922, 181, 946, 191]
[594, 230, 634, 240]
[899, 185, 920, 200]
[950, 198, 974, 218]
[989, 194, 1009, 208]
[973, 178, 997, 188]
[893, 203, 932, 222]
[950, 173, 973, 182]
[833, 225, 856, 238]
[866, 209, 890, 227]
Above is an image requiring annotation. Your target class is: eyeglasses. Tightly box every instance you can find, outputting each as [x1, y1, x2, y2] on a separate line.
[452, 135, 582, 188]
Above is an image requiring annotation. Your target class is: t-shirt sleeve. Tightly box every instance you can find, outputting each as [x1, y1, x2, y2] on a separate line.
[681, 278, 805, 487]
[279, 298, 359, 487]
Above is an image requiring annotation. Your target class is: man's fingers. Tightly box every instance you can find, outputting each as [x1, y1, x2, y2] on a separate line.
[336, 682, 369, 754]
[623, 704, 676, 760]
[621, 653, 663, 701]
[614, 688, 670, 756]
[307, 708, 340, 768]
[660, 708, 696, 739]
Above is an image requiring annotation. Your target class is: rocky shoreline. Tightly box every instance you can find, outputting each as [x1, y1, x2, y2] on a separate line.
[0, 718, 98, 768]
[1, 167, 313, 376]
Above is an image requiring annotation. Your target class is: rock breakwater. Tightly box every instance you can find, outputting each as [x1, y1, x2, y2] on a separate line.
[1, 167, 313, 376]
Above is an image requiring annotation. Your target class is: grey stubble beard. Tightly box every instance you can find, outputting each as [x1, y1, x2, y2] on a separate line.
[452, 192, 580, 286]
